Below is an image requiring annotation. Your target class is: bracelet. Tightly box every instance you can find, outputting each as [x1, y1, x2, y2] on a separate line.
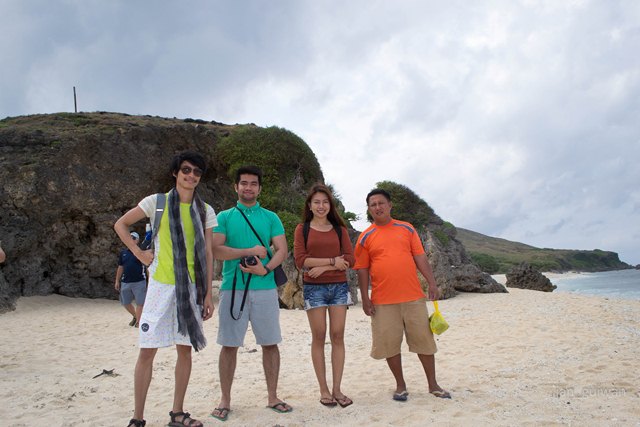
[330, 257, 335, 266]
[264, 265, 272, 276]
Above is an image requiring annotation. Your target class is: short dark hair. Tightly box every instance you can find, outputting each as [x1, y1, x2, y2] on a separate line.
[170, 151, 207, 179]
[235, 165, 263, 186]
[366, 188, 391, 205]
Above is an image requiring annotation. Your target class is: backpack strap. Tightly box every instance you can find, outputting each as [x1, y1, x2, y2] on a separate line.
[303, 221, 311, 249]
[333, 222, 343, 247]
[150, 193, 166, 250]
[303, 220, 343, 253]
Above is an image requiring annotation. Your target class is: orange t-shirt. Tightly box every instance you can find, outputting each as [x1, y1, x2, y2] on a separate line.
[353, 219, 426, 305]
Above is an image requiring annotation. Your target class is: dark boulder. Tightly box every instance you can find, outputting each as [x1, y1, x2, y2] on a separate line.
[506, 262, 557, 292]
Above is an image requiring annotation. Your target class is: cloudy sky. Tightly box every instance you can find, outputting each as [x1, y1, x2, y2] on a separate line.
[2, 0, 639, 264]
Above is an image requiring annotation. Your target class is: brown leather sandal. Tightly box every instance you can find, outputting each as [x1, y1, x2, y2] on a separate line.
[168, 411, 203, 427]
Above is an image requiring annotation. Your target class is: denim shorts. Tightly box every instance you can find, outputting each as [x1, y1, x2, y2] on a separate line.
[303, 282, 353, 310]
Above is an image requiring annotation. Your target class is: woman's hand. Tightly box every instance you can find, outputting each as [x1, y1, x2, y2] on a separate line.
[308, 266, 329, 278]
[333, 255, 349, 271]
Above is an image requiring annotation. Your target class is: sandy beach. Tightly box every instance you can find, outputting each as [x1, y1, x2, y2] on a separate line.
[1, 286, 639, 426]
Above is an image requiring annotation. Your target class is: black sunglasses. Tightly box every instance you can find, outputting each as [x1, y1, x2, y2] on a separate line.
[180, 166, 203, 177]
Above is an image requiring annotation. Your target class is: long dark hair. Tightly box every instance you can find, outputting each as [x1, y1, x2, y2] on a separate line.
[302, 184, 346, 229]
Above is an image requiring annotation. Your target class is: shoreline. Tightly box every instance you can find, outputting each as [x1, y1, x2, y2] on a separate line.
[493, 270, 640, 301]
[1, 289, 639, 426]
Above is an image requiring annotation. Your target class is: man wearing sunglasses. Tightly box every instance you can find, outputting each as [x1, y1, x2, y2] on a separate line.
[114, 151, 217, 427]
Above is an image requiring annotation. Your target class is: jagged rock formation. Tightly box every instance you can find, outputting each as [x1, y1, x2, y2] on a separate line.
[506, 262, 557, 292]
[424, 226, 508, 296]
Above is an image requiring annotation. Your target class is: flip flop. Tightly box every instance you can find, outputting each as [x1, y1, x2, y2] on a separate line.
[320, 397, 337, 407]
[210, 407, 230, 421]
[334, 395, 353, 408]
[267, 402, 293, 413]
[392, 390, 409, 401]
[430, 390, 452, 399]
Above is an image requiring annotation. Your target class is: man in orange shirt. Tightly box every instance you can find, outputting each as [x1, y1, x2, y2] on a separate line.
[354, 188, 450, 401]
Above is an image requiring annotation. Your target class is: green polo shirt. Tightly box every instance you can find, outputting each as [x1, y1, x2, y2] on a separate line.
[215, 201, 285, 291]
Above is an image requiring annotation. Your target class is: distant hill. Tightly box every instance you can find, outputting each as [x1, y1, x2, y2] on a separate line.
[456, 228, 632, 274]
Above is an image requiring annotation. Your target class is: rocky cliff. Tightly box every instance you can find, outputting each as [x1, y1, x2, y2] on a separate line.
[0, 112, 325, 312]
[424, 224, 507, 297]
[1, 112, 505, 313]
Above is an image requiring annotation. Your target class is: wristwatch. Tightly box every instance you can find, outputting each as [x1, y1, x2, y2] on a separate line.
[263, 265, 272, 276]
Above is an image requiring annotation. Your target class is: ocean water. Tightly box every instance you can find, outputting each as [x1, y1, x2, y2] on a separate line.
[550, 269, 640, 300]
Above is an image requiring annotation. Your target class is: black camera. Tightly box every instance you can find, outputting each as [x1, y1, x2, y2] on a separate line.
[240, 256, 258, 268]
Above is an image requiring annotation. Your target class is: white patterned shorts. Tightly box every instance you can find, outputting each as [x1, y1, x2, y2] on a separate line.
[138, 278, 203, 348]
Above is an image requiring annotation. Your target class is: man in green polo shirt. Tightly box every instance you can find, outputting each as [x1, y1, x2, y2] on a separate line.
[210, 165, 292, 421]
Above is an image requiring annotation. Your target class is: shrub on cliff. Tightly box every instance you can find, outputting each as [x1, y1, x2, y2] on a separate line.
[367, 180, 437, 227]
[216, 125, 323, 214]
[470, 252, 501, 274]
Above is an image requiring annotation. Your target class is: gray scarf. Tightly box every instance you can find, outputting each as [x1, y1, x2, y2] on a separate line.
[168, 188, 207, 351]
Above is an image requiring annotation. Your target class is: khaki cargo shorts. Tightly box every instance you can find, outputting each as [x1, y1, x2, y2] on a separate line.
[370, 298, 437, 359]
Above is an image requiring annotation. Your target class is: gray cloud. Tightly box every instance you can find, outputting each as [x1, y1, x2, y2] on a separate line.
[1, 0, 638, 263]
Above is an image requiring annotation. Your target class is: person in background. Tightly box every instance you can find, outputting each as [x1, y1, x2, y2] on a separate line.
[293, 184, 355, 408]
[115, 231, 147, 327]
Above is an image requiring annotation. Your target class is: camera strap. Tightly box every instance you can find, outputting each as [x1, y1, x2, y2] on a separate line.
[235, 207, 274, 260]
[230, 267, 251, 320]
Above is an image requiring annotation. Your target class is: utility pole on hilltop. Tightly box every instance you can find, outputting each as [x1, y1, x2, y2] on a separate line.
[73, 86, 77, 113]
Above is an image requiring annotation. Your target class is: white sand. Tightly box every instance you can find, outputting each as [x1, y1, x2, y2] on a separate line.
[1, 288, 639, 426]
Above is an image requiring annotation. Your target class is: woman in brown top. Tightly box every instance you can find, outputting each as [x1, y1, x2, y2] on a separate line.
[294, 184, 355, 408]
